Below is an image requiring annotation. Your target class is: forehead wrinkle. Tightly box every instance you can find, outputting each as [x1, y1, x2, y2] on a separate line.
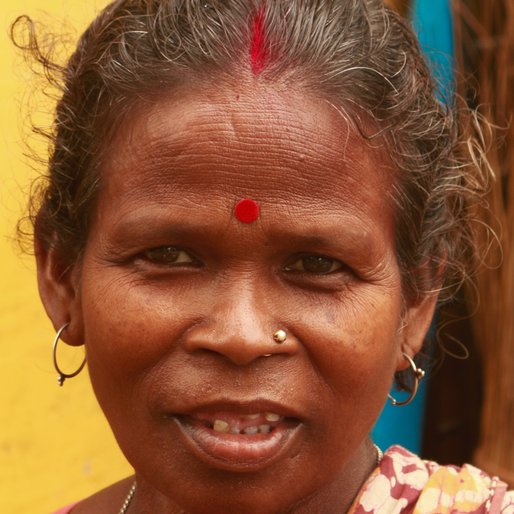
[103, 100, 387, 207]
[105, 149, 382, 210]
[97, 85, 396, 237]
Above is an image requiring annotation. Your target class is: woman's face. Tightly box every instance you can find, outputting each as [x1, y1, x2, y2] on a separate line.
[61, 85, 432, 512]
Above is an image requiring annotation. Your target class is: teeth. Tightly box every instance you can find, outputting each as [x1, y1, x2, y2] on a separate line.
[213, 420, 230, 433]
[210, 414, 282, 435]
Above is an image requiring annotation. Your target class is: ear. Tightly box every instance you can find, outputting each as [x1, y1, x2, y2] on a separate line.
[395, 291, 438, 371]
[35, 237, 84, 346]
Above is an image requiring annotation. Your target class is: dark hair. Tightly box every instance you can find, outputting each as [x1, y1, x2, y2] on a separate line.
[14, 0, 492, 306]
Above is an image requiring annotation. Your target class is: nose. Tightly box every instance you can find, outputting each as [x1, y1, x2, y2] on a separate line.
[183, 283, 298, 366]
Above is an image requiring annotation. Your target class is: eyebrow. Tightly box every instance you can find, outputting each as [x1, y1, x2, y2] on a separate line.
[108, 215, 222, 245]
[263, 224, 380, 259]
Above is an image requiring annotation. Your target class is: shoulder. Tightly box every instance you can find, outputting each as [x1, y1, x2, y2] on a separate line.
[51, 477, 135, 514]
[350, 445, 514, 514]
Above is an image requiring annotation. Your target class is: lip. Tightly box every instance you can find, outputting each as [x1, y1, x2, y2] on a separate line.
[168, 400, 303, 472]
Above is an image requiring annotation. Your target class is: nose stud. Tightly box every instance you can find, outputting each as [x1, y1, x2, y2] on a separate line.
[273, 329, 287, 344]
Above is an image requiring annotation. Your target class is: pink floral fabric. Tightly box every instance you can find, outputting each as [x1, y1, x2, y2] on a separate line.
[349, 445, 514, 513]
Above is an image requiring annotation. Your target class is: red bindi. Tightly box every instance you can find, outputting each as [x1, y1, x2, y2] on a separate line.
[249, 7, 269, 75]
[234, 199, 260, 223]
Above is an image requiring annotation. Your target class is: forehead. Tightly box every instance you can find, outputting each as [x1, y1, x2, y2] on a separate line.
[99, 84, 395, 228]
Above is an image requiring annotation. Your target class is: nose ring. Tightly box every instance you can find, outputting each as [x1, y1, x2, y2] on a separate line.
[273, 329, 287, 344]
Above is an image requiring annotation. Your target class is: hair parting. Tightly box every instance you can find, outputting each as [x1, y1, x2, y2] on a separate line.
[249, 5, 269, 75]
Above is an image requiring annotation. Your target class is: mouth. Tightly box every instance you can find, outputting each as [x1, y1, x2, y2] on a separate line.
[169, 405, 302, 472]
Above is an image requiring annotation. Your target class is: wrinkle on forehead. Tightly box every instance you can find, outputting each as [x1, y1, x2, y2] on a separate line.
[100, 84, 394, 211]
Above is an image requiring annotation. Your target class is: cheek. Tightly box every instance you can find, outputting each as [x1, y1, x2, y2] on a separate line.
[78, 270, 196, 413]
[294, 286, 402, 409]
[290, 289, 402, 470]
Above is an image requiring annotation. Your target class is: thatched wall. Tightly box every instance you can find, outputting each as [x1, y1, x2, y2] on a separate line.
[453, 0, 514, 486]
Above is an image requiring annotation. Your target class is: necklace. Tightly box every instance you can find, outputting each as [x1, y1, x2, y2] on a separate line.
[373, 443, 384, 465]
[119, 445, 383, 512]
[119, 481, 136, 514]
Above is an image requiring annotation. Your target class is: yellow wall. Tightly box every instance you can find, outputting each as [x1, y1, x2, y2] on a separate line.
[0, 2, 131, 513]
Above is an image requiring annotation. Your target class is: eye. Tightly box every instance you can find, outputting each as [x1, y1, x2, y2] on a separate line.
[142, 246, 196, 265]
[284, 254, 343, 274]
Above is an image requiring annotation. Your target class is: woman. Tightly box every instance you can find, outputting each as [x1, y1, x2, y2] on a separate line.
[15, 0, 513, 512]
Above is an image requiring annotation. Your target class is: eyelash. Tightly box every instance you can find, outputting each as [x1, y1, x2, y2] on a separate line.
[139, 247, 344, 276]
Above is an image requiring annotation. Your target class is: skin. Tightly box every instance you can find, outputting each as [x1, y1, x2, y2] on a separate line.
[37, 82, 437, 513]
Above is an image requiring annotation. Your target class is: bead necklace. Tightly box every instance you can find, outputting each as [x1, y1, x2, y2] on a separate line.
[119, 481, 136, 514]
[374, 443, 384, 465]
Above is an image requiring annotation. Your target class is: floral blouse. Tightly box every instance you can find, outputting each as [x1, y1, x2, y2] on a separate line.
[349, 445, 514, 513]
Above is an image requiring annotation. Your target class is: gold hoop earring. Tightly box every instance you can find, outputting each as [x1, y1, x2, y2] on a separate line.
[388, 353, 425, 407]
[273, 329, 287, 343]
[52, 323, 86, 386]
